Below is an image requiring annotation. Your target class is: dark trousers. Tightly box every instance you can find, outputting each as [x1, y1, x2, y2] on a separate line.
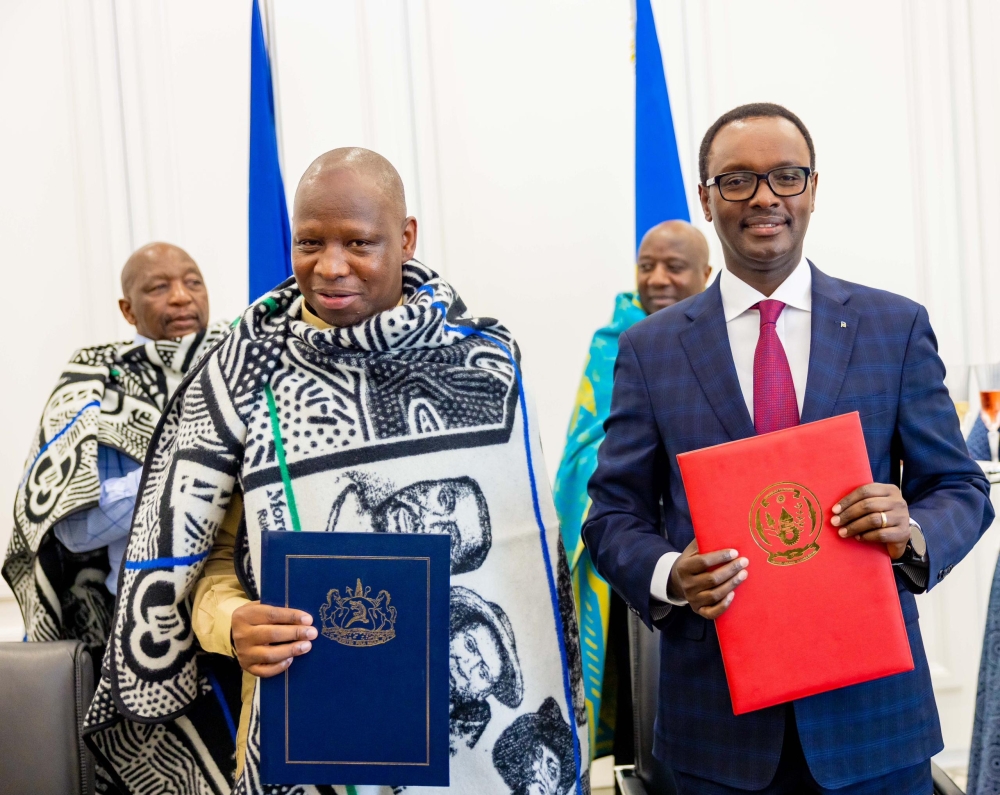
[673, 706, 932, 795]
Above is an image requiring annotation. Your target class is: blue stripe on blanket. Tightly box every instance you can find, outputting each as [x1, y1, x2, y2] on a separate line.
[124, 551, 210, 570]
[20, 399, 101, 488]
[426, 291, 583, 795]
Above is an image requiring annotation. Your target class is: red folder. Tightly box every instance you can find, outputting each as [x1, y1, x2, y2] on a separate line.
[676, 412, 913, 715]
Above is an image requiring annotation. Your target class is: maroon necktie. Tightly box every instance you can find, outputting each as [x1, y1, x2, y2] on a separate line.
[752, 300, 799, 434]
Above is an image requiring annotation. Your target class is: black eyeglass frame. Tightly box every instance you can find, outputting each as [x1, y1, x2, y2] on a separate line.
[704, 166, 814, 202]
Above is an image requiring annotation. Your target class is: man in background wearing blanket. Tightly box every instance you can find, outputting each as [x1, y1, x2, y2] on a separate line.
[4, 243, 238, 790]
[85, 148, 589, 795]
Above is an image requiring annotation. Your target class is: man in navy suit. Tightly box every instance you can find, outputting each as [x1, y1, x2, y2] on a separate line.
[582, 102, 994, 794]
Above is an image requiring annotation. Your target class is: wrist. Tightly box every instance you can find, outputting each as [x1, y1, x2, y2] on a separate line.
[667, 563, 682, 601]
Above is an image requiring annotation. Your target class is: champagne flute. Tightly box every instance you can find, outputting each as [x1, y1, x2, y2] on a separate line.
[945, 364, 970, 424]
[975, 363, 1000, 463]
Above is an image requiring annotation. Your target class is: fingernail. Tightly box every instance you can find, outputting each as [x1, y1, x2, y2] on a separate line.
[736, 571, 747, 583]
[300, 614, 313, 624]
[831, 516, 840, 526]
[725, 593, 735, 604]
[305, 628, 317, 640]
[833, 504, 841, 513]
[838, 529, 847, 537]
[729, 549, 738, 559]
[739, 557, 749, 567]
[299, 642, 312, 653]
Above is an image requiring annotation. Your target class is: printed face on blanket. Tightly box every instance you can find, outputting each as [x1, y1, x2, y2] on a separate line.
[84, 148, 589, 795]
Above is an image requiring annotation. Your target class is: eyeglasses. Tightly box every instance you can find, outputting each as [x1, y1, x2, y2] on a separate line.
[704, 166, 813, 202]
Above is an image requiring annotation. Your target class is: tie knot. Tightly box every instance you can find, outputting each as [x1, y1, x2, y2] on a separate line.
[754, 299, 786, 326]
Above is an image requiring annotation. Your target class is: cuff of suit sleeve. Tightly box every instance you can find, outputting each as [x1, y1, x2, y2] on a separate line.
[650, 551, 687, 606]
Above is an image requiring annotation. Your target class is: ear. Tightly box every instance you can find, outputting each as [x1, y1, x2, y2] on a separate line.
[809, 171, 818, 212]
[402, 217, 418, 262]
[119, 298, 137, 327]
[698, 184, 713, 222]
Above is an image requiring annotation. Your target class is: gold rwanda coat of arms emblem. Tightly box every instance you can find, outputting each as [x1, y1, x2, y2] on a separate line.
[749, 482, 822, 566]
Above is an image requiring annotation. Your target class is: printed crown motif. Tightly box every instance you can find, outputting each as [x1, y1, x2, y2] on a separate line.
[319, 578, 397, 647]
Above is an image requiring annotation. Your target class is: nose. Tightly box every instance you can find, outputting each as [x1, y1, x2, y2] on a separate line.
[167, 280, 194, 305]
[748, 177, 781, 208]
[647, 263, 673, 286]
[313, 244, 351, 279]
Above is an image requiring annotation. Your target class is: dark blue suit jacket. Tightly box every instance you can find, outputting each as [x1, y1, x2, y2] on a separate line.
[582, 264, 993, 789]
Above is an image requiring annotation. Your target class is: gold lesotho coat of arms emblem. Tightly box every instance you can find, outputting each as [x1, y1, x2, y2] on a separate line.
[749, 482, 822, 566]
[319, 578, 397, 647]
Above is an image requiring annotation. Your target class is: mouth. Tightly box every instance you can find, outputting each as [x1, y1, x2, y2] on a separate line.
[165, 314, 200, 332]
[742, 216, 789, 238]
[647, 295, 676, 308]
[313, 290, 361, 311]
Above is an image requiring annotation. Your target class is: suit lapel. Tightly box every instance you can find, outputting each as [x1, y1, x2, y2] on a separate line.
[800, 263, 861, 424]
[680, 280, 756, 441]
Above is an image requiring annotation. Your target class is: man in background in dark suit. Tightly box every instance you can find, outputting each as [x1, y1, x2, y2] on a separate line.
[582, 102, 993, 793]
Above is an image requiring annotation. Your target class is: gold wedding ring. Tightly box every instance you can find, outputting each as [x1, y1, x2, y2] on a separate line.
[880, 511, 888, 529]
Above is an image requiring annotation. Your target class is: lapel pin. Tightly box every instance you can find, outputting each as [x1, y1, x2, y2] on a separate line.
[840, 321, 847, 328]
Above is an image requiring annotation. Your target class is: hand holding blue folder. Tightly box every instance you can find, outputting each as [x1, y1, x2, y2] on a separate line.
[260, 530, 451, 787]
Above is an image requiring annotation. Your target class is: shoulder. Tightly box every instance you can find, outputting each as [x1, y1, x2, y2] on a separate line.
[68, 341, 130, 368]
[621, 289, 708, 353]
[814, 268, 925, 330]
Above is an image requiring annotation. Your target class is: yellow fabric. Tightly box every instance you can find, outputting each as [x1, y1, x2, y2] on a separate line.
[300, 301, 333, 330]
[300, 295, 405, 331]
[191, 490, 254, 776]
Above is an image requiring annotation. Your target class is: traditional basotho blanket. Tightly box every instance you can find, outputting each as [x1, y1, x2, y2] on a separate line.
[552, 291, 644, 758]
[84, 262, 590, 795]
[4, 322, 231, 652]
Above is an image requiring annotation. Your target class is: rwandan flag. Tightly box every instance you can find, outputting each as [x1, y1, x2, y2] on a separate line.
[554, 0, 689, 759]
[248, 0, 292, 302]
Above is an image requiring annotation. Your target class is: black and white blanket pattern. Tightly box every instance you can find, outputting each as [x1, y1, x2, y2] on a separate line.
[4, 322, 231, 652]
[85, 263, 589, 795]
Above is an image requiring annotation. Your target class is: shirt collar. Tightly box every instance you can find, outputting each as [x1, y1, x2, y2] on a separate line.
[719, 258, 812, 322]
[134, 333, 153, 345]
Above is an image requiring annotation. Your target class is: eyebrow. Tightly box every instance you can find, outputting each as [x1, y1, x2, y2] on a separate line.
[713, 159, 806, 173]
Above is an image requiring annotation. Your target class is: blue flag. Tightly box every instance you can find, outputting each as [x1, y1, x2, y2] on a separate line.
[635, 0, 689, 248]
[249, 0, 292, 302]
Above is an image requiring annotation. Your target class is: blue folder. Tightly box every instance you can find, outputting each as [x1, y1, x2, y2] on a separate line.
[260, 530, 450, 786]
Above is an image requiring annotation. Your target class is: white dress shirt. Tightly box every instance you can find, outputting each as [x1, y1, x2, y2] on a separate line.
[650, 259, 813, 605]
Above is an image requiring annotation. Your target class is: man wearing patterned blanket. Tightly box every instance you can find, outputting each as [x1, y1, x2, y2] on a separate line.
[84, 148, 589, 795]
[4, 242, 229, 651]
[4, 243, 239, 792]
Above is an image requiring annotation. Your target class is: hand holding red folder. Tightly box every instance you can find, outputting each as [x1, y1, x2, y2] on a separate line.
[676, 412, 914, 714]
[831, 482, 913, 558]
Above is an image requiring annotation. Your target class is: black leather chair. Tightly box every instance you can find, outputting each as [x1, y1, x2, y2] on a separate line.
[0, 640, 96, 795]
[616, 612, 965, 795]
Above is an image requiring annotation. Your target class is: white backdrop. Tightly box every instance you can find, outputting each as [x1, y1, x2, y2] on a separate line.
[2, 0, 1000, 770]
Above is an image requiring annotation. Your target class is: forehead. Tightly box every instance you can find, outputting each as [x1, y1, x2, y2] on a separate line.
[638, 230, 700, 261]
[707, 116, 810, 175]
[293, 168, 395, 226]
[135, 254, 200, 285]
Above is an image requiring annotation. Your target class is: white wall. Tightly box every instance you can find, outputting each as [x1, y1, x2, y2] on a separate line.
[3, 0, 1000, 768]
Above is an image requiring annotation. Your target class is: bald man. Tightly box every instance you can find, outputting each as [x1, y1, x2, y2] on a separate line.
[5, 243, 228, 654]
[553, 220, 711, 761]
[89, 148, 588, 794]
